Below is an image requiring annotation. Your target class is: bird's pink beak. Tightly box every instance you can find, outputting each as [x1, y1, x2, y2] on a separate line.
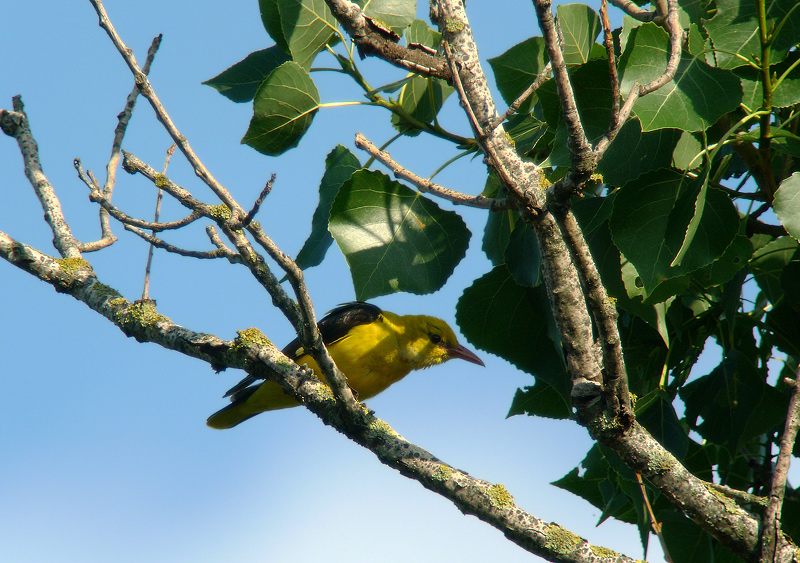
[448, 343, 485, 366]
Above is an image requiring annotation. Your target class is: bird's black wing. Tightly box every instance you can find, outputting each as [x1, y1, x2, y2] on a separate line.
[221, 302, 383, 399]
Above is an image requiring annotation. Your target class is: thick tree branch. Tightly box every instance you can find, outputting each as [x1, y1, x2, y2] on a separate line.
[0, 229, 642, 563]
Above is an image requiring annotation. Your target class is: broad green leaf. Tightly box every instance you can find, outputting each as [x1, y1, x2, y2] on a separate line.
[750, 236, 800, 304]
[704, 0, 800, 69]
[597, 119, 682, 186]
[619, 23, 742, 132]
[766, 301, 800, 357]
[481, 176, 513, 266]
[557, 3, 601, 66]
[488, 37, 549, 115]
[355, 0, 416, 31]
[658, 511, 712, 563]
[242, 62, 320, 156]
[456, 266, 568, 396]
[539, 59, 612, 166]
[679, 350, 767, 452]
[691, 235, 753, 288]
[505, 112, 548, 157]
[294, 146, 361, 271]
[203, 47, 292, 103]
[635, 390, 688, 459]
[671, 131, 703, 170]
[259, 0, 290, 53]
[507, 380, 571, 419]
[329, 170, 470, 300]
[391, 20, 453, 135]
[774, 172, 800, 242]
[610, 170, 739, 300]
[736, 52, 800, 109]
[504, 220, 541, 287]
[278, 0, 337, 71]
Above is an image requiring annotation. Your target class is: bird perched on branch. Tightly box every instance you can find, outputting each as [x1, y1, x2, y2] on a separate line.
[207, 302, 484, 429]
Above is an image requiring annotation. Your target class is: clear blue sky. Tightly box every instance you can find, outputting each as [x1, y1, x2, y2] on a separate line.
[0, 1, 687, 561]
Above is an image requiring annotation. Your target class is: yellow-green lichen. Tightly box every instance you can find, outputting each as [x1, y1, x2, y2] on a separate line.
[56, 257, 92, 275]
[544, 523, 582, 554]
[432, 464, 454, 482]
[537, 174, 552, 189]
[208, 204, 232, 220]
[368, 418, 398, 439]
[91, 282, 122, 300]
[706, 484, 741, 513]
[589, 544, 618, 558]
[153, 173, 169, 188]
[115, 300, 168, 328]
[646, 449, 676, 474]
[487, 484, 514, 509]
[232, 328, 273, 353]
[445, 18, 464, 32]
[108, 297, 129, 309]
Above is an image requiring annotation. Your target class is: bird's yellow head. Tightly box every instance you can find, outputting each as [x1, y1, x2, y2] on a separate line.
[398, 314, 485, 369]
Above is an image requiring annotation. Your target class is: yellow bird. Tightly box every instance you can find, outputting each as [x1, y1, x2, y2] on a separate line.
[207, 302, 484, 429]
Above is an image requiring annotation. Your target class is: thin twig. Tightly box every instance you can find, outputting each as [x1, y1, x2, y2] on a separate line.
[0, 97, 82, 258]
[636, 473, 675, 563]
[89, 0, 243, 215]
[355, 133, 512, 210]
[142, 144, 175, 300]
[443, 42, 485, 140]
[607, 0, 659, 22]
[234, 174, 276, 229]
[489, 63, 552, 131]
[600, 0, 621, 131]
[594, 0, 683, 161]
[760, 370, 800, 563]
[123, 225, 228, 260]
[205, 225, 241, 262]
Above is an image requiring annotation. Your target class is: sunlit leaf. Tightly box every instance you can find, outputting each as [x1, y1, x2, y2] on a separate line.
[557, 3, 601, 65]
[354, 0, 416, 31]
[203, 47, 291, 103]
[774, 172, 800, 242]
[488, 37, 549, 115]
[278, 0, 337, 70]
[329, 170, 470, 299]
[242, 62, 320, 156]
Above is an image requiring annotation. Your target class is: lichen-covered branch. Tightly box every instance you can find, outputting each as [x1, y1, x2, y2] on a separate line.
[0, 229, 642, 563]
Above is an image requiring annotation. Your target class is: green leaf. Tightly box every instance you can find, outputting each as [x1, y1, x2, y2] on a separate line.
[390, 20, 453, 135]
[736, 52, 800, 109]
[635, 390, 689, 459]
[610, 170, 739, 301]
[750, 236, 800, 304]
[203, 47, 292, 103]
[294, 146, 361, 271]
[242, 62, 320, 156]
[539, 59, 613, 166]
[507, 380, 571, 419]
[355, 0, 416, 31]
[679, 350, 767, 452]
[488, 37, 549, 115]
[774, 172, 800, 242]
[456, 266, 568, 396]
[691, 234, 753, 288]
[704, 0, 800, 69]
[619, 23, 742, 131]
[658, 511, 712, 563]
[481, 176, 513, 266]
[597, 119, 682, 186]
[259, 0, 290, 53]
[278, 0, 337, 71]
[557, 3, 601, 65]
[671, 131, 703, 170]
[329, 170, 470, 300]
[505, 113, 548, 157]
[504, 220, 541, 287]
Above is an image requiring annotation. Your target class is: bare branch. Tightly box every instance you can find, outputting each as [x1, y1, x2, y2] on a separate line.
[231, 174, 276, 230]
[355, 133, 511, 210]
[322, 0, 451, 80]
[89, 0, 243, 215]
[594, 0, 683, 161]
[607, 0, 659, 22]
[205, 225, 240, 262]
[142, 144, 176, 300]
[600, 0, 621, 131]
[0, 97, 82, 258]
[760, 370, 800, 562]
[123, 224, 229, 261]
[0, 227, 650, 563]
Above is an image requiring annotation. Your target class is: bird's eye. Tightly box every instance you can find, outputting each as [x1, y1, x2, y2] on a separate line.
[429, 333, 442, 344]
